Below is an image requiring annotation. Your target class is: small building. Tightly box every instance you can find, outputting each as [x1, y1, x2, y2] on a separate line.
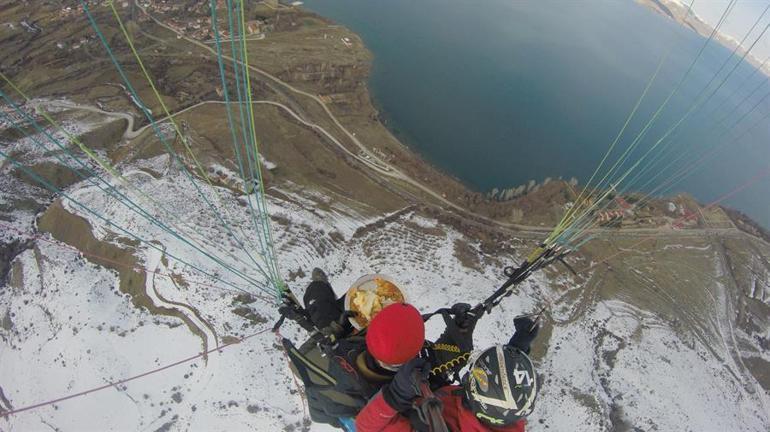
[597, 210, 624, 227]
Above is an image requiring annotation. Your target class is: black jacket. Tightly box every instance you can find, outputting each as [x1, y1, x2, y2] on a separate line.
[298, 281, 392, 426]
[298, 335, 395, 428]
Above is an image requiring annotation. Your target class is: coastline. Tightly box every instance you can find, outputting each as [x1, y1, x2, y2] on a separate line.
[297, 2, 770, 234]
[636, 0, 770, 77]
[0, 1, 765, 233]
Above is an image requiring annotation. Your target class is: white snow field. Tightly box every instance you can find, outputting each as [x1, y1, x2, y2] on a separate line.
[1, 164, 769, 431]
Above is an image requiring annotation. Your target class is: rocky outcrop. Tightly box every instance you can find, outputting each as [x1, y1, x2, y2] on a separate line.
[485, 177, 578, 202]
[277, 62, 367, 94]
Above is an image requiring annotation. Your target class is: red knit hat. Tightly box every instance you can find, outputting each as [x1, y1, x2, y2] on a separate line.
[366, 303, 425, 365]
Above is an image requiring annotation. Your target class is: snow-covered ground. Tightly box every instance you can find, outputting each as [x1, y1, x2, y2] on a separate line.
[538, 300, 768, 431]
[1, 158, 769, 431]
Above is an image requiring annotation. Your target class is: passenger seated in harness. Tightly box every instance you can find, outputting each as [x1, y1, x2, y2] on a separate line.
[279, 269, 425, 431]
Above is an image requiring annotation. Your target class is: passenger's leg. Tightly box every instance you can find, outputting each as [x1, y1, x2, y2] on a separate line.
[303, 280, 343, 329]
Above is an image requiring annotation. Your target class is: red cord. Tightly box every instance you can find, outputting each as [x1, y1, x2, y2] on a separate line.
[0, 327, 272, 418]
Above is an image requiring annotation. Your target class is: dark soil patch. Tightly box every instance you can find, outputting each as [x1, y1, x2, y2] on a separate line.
[232, 306, 268, 325]
[79, 118, 127, 154]
[744, 356, 770, 392]
[452, 239, 481, 272]
[402, 220, 446, 238]
[12, 161, 86, 190]
[0, 237, 33, 286]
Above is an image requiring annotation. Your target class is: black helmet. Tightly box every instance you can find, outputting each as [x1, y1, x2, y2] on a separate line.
[462, 345, 538, 426]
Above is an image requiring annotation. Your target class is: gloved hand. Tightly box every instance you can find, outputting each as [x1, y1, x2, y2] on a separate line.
[278, 294, 315, 332]
[319, 321, 345, 341]
[382, 357, 430, 412]
[508, 316, 540, 354]
[435, 303, 479, 352]
[278, 293, 302, 320]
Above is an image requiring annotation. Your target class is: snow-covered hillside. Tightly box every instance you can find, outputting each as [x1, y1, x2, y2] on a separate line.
[1, 153, 769, 431]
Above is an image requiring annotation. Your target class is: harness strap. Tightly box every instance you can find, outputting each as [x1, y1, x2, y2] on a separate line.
[414, 381, 449, 432]
[281, 338, 337, 387]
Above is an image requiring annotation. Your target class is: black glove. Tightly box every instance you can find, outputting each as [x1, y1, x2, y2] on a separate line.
[319, 321, 343, 337]
[278, 296, 315, 332]
[278, 303, 300, 320]
[435, 303, 479, 352]
[508, 316, 540, 354]
[321, 310, 358, 341]
[428, 304, 479, 384]
[382, 357, 430, 412]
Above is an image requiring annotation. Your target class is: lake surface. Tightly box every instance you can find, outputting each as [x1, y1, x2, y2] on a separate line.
[303, 0, 770, 228]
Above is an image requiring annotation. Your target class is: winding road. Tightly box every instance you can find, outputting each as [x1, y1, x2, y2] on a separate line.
[50, 3, 750, 244]
[131, 3, 756, 242]
[130, 2, 553, 229]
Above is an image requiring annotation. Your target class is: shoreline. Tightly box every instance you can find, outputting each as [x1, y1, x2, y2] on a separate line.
[637, 0, 770, 77]
[297, 2, 770, 234]
[0, 1, 766, 235]
[363, 83, 483, 192]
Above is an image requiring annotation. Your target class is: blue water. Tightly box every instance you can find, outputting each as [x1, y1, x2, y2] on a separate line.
[303, 0, 770, 229]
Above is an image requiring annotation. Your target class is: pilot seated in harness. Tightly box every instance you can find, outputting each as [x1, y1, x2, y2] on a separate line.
[355, 316, 541, 432]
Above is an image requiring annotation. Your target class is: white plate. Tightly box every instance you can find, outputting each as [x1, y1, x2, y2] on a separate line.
[344, 274, 407, 329]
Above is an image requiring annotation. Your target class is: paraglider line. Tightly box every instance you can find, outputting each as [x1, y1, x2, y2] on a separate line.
[0, 327, 273, 419]
[0, 222, 275, 304]
[579, 164, 770, 274]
